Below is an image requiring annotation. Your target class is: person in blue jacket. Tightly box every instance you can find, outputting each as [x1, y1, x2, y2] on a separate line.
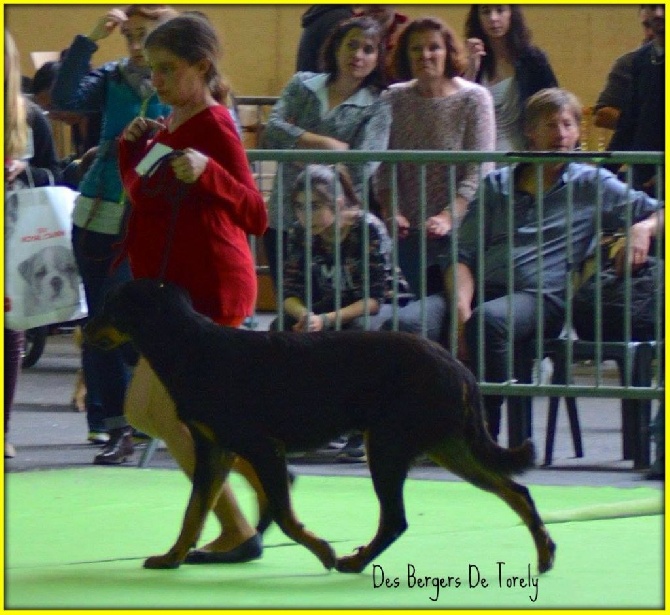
[463, 4, 558, 153]
[52, 5, 177, 464]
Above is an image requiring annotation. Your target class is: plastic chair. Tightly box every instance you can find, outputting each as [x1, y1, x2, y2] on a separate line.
[543, 339, 660, 469]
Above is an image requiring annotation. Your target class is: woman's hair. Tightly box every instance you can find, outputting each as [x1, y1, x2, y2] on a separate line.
[392, 17, 467, 81]
[523, 88, 582, 133]
[464, 5, 533, 79]
[4, 30, 28, 159]
[291, 164, 360, 212]
[320, 16, 386, 90]
[144, 13, 230, 103]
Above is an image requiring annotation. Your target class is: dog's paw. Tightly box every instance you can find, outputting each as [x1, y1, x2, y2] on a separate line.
[538, 537, 557, 574]
[314, 539, 337, 570]
[143, 553, 182, 569]
[335, 551, 367, 574]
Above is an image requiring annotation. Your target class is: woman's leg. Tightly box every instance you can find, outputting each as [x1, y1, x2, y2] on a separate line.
[5, 329, 25, 458]
[72, 226, 133, 463]
[125, 357, 261, 553]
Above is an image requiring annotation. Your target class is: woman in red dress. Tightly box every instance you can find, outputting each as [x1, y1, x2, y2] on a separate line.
[119, 13, 268, 564]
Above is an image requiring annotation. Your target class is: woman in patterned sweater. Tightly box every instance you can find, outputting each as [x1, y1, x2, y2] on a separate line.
[374, 16, 495, 299]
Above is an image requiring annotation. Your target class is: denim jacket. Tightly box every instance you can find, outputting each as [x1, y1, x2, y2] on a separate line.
[264, 72, 391, 229]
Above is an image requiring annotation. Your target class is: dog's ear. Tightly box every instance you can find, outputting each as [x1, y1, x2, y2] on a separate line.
[18, 254, 36, 284]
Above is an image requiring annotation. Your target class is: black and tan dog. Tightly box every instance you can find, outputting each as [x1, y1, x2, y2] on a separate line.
[85, 279, 556, 574]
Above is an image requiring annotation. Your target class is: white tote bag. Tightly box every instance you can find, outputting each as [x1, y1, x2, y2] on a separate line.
[5, 183, 88, 330]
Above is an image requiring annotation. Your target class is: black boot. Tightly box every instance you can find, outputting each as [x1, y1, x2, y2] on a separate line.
[93, 427, 134, 465]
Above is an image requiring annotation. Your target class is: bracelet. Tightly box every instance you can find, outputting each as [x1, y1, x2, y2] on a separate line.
[320, 313, 331, 331]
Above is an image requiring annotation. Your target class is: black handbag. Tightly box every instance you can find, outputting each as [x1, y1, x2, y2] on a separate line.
[572, 257, 664, 341]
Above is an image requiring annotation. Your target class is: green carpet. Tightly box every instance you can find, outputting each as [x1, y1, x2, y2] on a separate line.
[4, 468, 664, 609]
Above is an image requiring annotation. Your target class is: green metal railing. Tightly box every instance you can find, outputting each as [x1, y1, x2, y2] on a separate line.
[247, 149, 664, 403]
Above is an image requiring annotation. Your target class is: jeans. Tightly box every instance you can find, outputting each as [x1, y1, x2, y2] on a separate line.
[4, 329, 25, 434]
[464, 289, 565, 439]
[72, 225, 132, 431]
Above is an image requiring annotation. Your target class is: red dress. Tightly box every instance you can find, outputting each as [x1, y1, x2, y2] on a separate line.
[119, 105, 268, 325]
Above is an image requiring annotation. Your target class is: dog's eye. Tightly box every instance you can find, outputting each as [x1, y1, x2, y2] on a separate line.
[35, 266, 47, 279]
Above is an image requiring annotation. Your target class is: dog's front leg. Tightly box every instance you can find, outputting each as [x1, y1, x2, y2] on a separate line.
[144, 423, 231, 569]
[244, 442, 337, 570]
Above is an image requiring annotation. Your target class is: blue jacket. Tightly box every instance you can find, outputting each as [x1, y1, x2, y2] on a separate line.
[52, 35, 170, 204]
[264, 72, 391, 229]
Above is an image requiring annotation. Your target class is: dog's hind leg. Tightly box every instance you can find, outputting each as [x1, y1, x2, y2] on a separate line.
[242, 442, 337, 570]
[144, 422, 231, 569]
[337, 434, 412, 573]
[428, 439, 556, 574]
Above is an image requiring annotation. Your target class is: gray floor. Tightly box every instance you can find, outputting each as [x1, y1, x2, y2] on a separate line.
[6, 325, 662, 490]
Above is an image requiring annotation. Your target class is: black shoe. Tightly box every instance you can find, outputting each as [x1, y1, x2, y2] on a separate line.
[256, 469, 296, 536]
[93, 428, 134, 465]
[337, 433, 367, 463]
[184, 534, 262, 564]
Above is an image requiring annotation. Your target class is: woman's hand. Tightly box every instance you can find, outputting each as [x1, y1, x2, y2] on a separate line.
[171, 148, 208, 184]
[297, 132, 349, 151]
[293, 312, 325, 332]
[426, 210, 452, 239]
[123, 117, 165, 142]
[465, 37, 486, 79]
[5, 159, 28, 184]
[89, 9, 127, 42]
[387, 214, 411, 239]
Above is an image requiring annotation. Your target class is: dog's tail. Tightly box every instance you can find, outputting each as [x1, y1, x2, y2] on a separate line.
[465, 379, 536, 476]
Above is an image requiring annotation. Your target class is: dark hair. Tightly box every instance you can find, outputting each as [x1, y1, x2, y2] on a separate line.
[464, 5, 533, 80]
[393, 17, 467, 81]
[144, 13, 229, 103]
[320, 16, 386, 90]
[291, 164, 360, 212]
[31, 60, 61, 96]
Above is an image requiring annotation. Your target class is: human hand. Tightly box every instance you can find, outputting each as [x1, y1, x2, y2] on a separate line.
[426, 210, 452, 239]
[292, 312, 323, 332]
[89, 9, 128, 42]
[322, 136, 350, 151]
[123, 117, 165, 142]
[387, 214, 411, 239]
[614, 225, 653, 276]
[171, 148, 208, 184]
[465, 38, 486, 78]
[5, 159, 28, 184]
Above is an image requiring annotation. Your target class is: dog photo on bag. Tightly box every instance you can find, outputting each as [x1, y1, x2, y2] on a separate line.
[18, 246, 81, 317]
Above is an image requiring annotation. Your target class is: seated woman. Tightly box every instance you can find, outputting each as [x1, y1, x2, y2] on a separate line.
[263, 15, 392, 288]
[274, 163, 408, 463]
[273, 164, 407, 333]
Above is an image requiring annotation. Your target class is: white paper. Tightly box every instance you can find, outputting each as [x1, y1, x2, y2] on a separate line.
[135, 142, 174, 176]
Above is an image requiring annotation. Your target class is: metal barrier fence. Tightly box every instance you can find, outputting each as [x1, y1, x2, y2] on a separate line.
[246, 148, 664, 457]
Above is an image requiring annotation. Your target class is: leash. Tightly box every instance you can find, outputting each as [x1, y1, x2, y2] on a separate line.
[139, 150, 189, 281]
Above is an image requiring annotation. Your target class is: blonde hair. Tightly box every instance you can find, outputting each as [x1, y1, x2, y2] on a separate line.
[4, 30, 28, 159]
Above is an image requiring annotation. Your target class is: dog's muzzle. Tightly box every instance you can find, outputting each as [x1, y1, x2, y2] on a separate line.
[84, 322, 131, 350]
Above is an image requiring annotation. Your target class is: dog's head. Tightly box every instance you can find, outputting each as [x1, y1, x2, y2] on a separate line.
[84, 279, 195, 350]
[18, 246, 79, 304]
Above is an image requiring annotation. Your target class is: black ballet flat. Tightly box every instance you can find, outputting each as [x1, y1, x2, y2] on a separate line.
[184, 534, 262, 564]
